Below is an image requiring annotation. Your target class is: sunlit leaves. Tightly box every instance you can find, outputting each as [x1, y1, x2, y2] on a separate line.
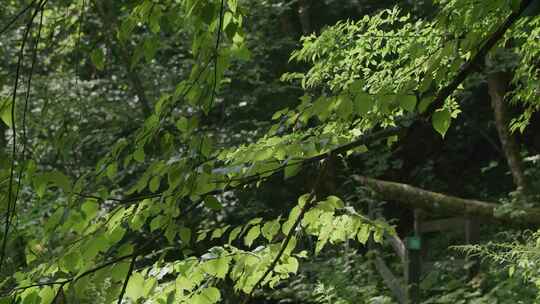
[228, 226, 242, 244]
[0, 98, 12, 128]
[202, 256, 231, 279]
[299, 195, 387, 254]
[191, 287, 221, 304]
[5, 0, 524, 302]
[261, 218, 281, 242]
[126, 272, 145, 302]
[244, 225, 261, 247]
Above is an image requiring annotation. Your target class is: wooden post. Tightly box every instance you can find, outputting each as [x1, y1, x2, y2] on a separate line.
[365, 195, 483, 303]
[406, 245, 421, 303]
[405, 209, 424, 303]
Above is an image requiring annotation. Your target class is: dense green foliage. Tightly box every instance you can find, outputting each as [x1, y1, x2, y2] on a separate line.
[2, 0, 540, 303]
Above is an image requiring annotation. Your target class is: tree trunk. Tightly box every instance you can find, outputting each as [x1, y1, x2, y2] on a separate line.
[487, 72, 528, 192]
[353, 175, 540, 226]
[297, 0, 312, 35]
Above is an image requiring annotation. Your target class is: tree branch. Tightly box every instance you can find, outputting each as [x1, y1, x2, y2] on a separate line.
[117, 254, 137, 304]
[3, 253, 134, 297]
[423, 0, 535, 117]
[353, 175, 540, 226]
[244, 158, 329, 301]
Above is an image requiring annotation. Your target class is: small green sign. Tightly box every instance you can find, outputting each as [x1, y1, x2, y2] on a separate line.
[406, 236, 422, 250]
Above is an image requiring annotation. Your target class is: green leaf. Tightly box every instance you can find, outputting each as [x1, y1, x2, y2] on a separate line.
[176, 117, 190, 133]
[60, 251, 81, 273]
[336, 94, 353, 119]
[143, 277, 157, 297]
[284, 161, 301, 179]
[326, 196, 344, 209]
[509, 265, 515, 277]
[90, 48, 105, 71]
[130, 213, 146, 231]
[192, 287, 221, 304]
[179, 226, 192, 244]
[202, 256, 230, 279]
[106, 163, 117, 180]
[432, 108, 451, 137]
[148, 8, 162, 33]
[201, 287, 221, 303]
[133, 148, 145, 163]
[400, 95, 416, 112]
[211, 226, 229, 239]
[276, 256, 299, 274]
[149, 175, 160, 193]
[0, 98, 12, 128]
[119, 18, 135, 42]
[164, 224, 177, 243]
[20, 291, 39, 304]
[357, 224, 370, 244]
[244, 225, 260, 247]
[418, 97, 433, 113]
[81, 200, 98, 219]
[150, 215, 165, 232]
[223, 11, 233, 29]
[261, 218, 280, 241]
[302, 208, 322, 228]
[45, 171, 72, 192]
[228, 226, 242, 244]
[111, 261, 130, 282]
[228, 0, 238, 13]
[315, 213, 333, 254]
[38, 287, 55, 304]
[197, 230, 208, 242]
[143, 37, 159, 62]
[282, 206, 301, 234]
[107, 226, 126, 244]
[176, 275, 194, 291]
[126, 272, 145, 302]
[32, 173, 48, 198]
[44, 207, 64, 232]
[354, 93, 374, 116]
[204, 196, 222, 210]
[81, 235, 108, 260]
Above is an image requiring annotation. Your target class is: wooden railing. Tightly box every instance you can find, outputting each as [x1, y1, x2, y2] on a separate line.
[369, 208, 480, 303]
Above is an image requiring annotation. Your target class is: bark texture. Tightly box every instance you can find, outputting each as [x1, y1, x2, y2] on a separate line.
[354, 175, 540, 226]
[487, 72, 528, 192]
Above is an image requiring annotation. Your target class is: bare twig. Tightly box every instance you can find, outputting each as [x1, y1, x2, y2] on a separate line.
[0, 0, 45, 273]
[244, 158, 329, 301]
[0, 0, 38, 35]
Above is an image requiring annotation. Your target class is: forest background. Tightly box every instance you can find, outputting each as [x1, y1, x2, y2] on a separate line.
[2, 0, 540, 303]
